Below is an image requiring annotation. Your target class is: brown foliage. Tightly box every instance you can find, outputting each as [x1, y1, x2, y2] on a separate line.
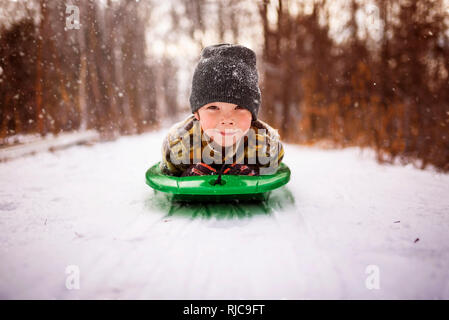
[259, 0, 449, 172]
[0, 0, 163, 141]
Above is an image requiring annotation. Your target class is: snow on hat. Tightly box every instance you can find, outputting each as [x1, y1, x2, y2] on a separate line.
[189, 43, 261, 120]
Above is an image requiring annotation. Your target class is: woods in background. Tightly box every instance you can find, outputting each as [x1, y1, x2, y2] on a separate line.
[1, 0, 448, 171]
[259, 0, 449, 171]
[0, 0, 175, 139]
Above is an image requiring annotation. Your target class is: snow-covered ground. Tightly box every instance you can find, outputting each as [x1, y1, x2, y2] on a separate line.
[0, 130, 448, 299]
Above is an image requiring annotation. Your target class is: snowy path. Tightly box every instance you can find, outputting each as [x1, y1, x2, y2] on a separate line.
[0, 130, 448, 299]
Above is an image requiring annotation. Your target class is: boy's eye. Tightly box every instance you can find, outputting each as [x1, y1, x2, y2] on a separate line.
[235, 105, 245, 110]
[207, 105, 218, 110]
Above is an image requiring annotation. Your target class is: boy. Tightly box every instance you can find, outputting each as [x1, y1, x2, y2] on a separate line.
[161, 43, 284, 177]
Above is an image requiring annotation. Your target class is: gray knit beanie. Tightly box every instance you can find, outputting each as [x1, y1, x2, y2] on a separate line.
[189, 43, 261, 120]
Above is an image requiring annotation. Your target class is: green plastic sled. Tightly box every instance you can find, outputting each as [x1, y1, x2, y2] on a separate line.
[145, 162, 291, 202]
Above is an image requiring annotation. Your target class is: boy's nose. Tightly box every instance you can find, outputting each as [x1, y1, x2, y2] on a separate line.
[220, 118, 235, 126]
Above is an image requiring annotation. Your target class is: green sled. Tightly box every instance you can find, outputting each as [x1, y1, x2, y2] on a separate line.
[145, 162, 291, 202]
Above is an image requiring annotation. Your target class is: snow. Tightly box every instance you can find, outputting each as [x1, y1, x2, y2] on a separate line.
[0, 130, 99, 161]
[0, 130, 448, 299]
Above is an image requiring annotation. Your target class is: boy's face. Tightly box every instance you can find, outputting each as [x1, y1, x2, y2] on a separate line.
[194, 102, 252, 147]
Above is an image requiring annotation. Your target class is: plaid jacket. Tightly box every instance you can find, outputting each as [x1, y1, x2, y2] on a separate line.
[160, 115, 284, 176]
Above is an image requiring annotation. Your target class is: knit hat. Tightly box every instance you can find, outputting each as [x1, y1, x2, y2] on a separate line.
[189, 43, 261, 120]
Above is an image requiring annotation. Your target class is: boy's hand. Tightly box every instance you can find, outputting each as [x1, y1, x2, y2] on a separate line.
[181, 163, 259, 176]
[181, 163, 217, 177]
[223, 163, 258, 176]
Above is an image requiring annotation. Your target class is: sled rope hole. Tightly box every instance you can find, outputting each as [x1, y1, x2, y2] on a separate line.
[213, 164, 228, 186]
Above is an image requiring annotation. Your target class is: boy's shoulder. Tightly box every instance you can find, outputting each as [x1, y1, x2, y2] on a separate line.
[168, 114, 196, 131]
[251, 119, 280, 140]
[251, 118, 275, 130]
[165, 115, 198, 141]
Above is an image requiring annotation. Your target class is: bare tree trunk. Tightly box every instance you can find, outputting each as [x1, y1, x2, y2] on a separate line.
[35, 0, 46, 136]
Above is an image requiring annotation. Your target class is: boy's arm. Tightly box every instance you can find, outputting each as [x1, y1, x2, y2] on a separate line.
[160, 116, 195, 176]
[253, 120, 285, 174]
[257, 135, 284, 174]
[160, 135, 189, 176]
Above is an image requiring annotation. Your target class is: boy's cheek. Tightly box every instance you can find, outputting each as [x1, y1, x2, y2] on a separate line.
[201, 119, 220, 133]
